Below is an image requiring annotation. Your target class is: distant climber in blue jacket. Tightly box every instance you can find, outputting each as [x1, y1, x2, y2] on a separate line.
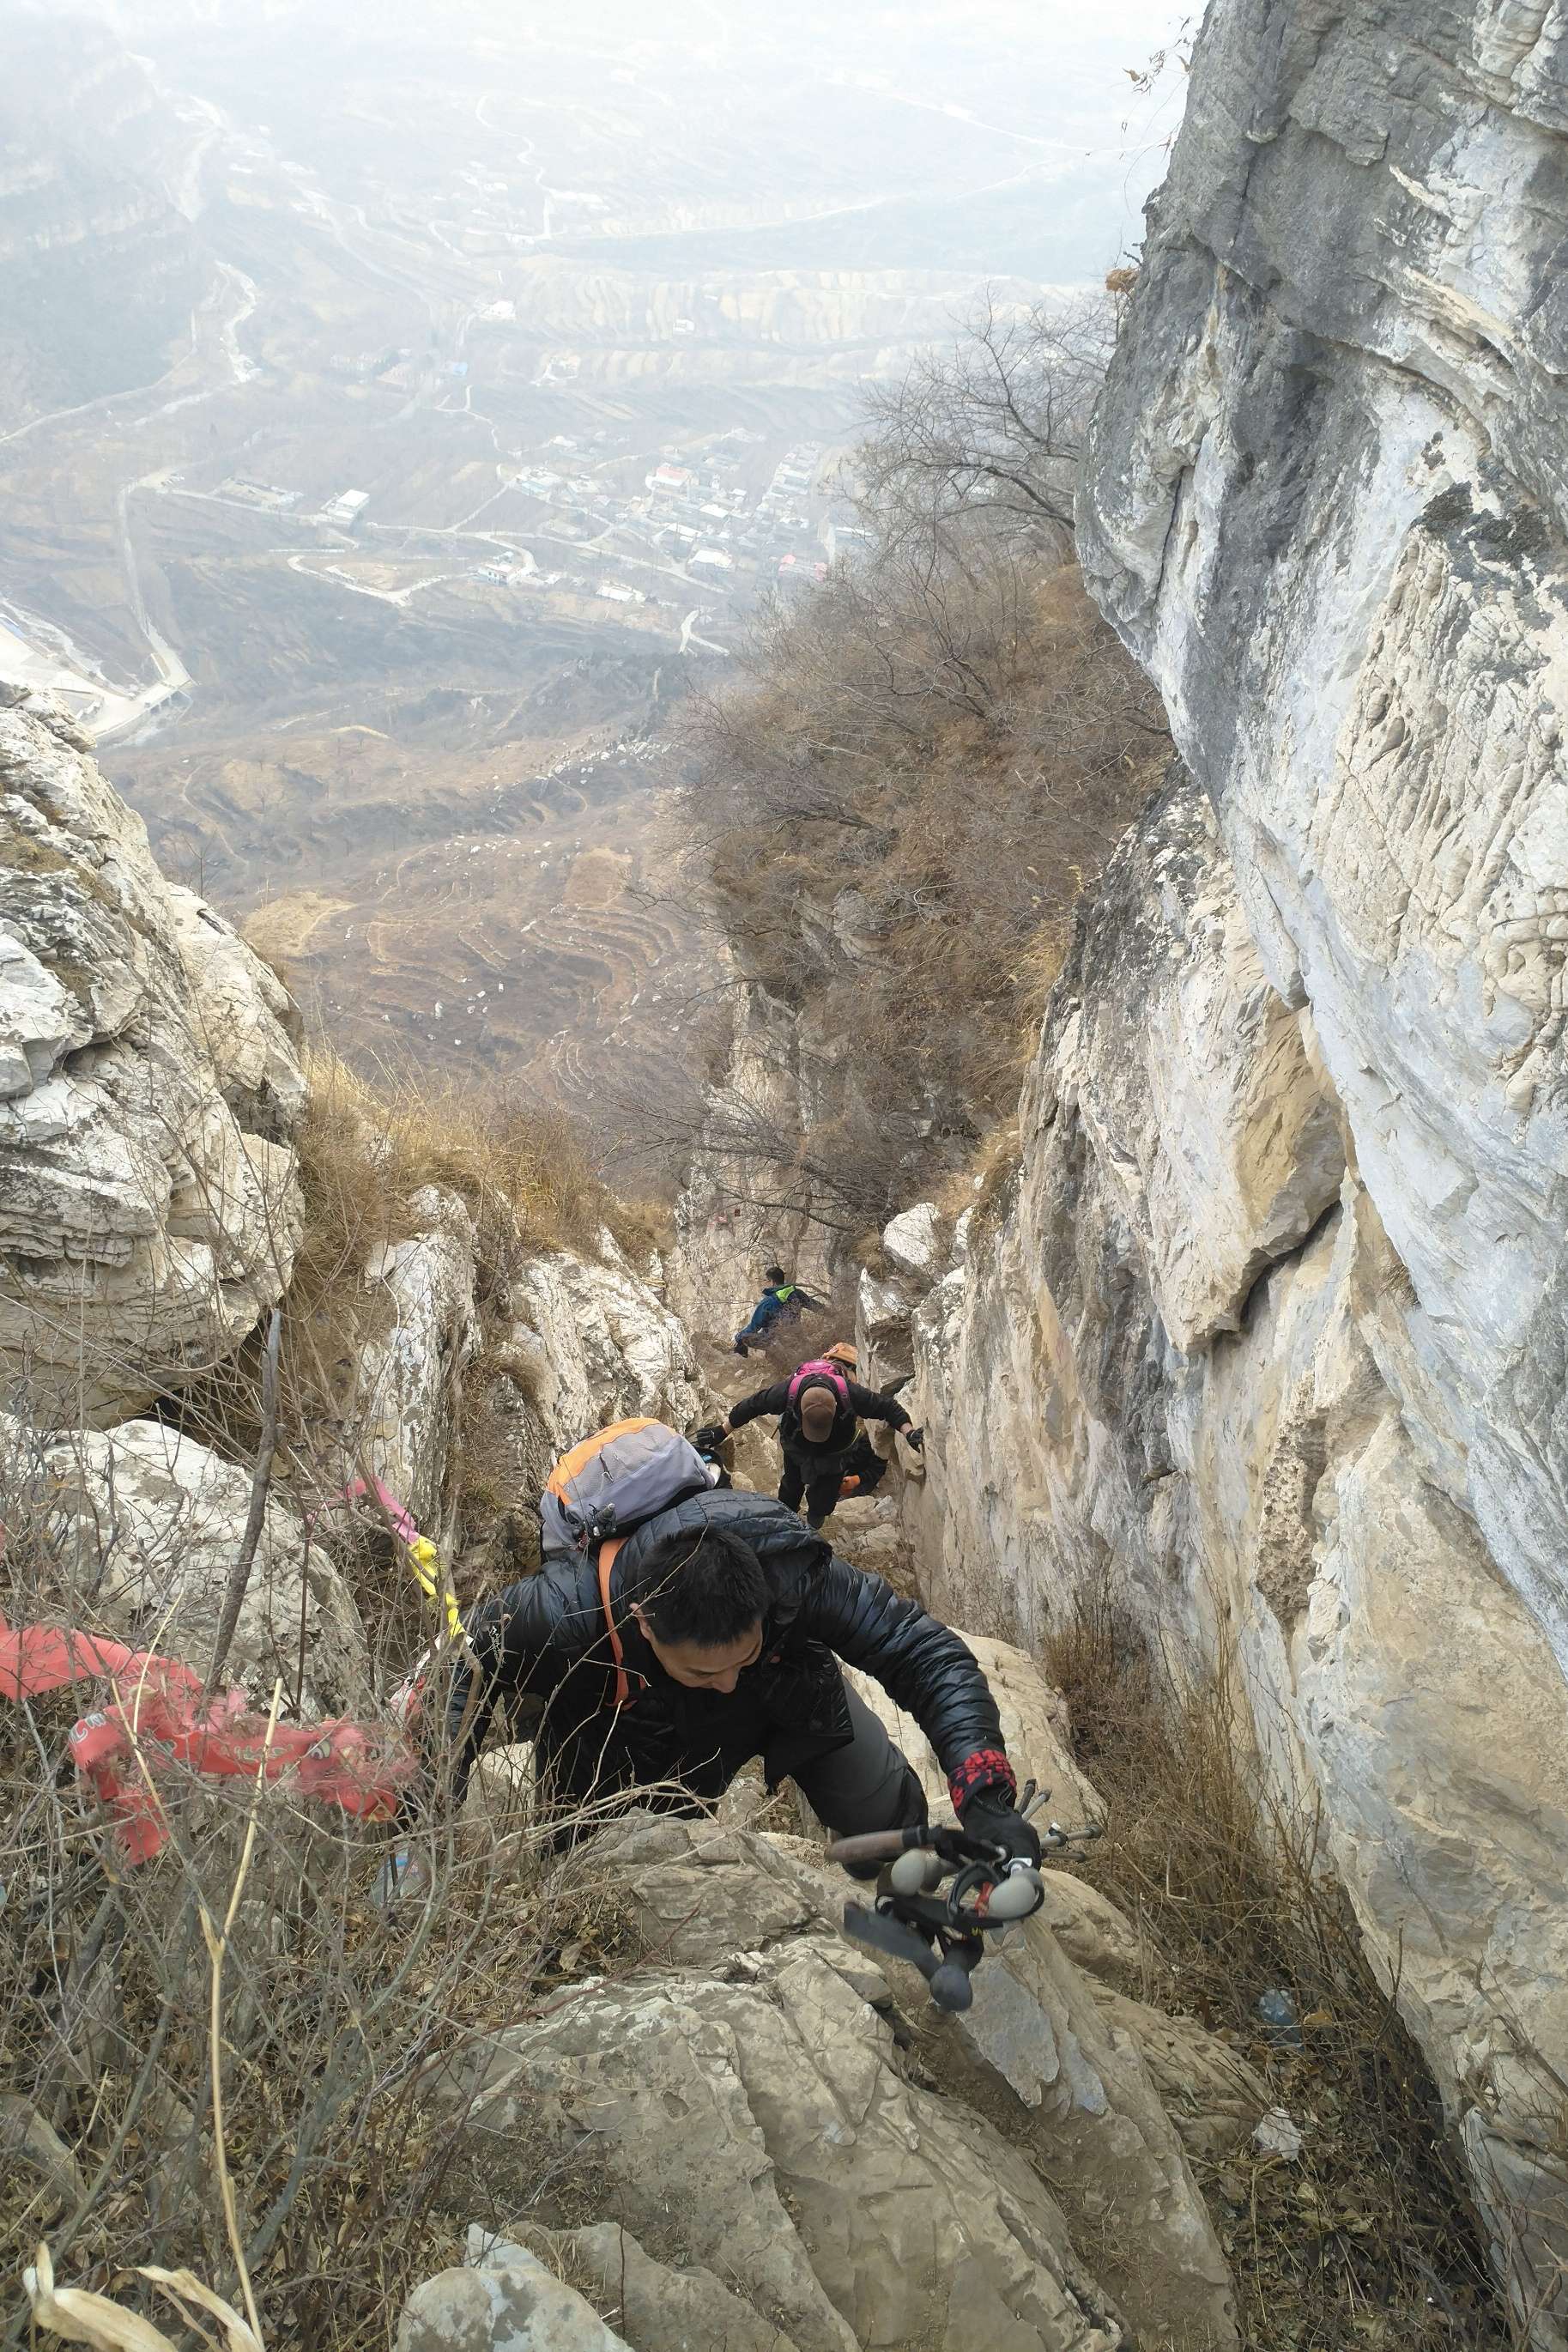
[733, 1264, 823, 1357]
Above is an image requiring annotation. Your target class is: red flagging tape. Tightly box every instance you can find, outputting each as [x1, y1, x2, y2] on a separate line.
[1, 1619, 418, 1864]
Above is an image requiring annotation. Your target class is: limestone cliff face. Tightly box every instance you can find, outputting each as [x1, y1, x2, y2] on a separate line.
[1078, 0, 1568, 1682]
[884, 774, 1568, 2343]
[874, 1, 1568, 2332]
[0, 689, 305, 1422]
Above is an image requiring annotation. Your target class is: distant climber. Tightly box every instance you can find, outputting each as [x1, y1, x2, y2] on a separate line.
[733, 1264, 823, 1357]
[696, 1354, 923, 1530]
[419, 1420, 1036, 1875]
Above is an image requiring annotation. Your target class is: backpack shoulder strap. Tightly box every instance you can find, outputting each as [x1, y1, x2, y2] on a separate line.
[597, 1536, 636, 1706]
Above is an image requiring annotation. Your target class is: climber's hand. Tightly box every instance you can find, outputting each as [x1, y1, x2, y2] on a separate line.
[958, 1790, 1042, 1869]
[903, 1426, 924, 1453]
[692, 1421, 729, 1458]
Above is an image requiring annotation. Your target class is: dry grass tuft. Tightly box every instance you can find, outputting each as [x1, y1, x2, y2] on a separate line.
[1044, 1586, 1517, 2351]
[166, 1050, 654, 1599]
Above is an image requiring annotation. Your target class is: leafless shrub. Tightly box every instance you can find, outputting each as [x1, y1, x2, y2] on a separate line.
[663, 298, 1169, 1249]
[0, 1426, 652, 2352]
[859, 290, 1117, 559]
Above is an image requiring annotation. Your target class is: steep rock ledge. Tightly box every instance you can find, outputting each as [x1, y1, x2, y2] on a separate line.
[1009, 1, 1568, 2323]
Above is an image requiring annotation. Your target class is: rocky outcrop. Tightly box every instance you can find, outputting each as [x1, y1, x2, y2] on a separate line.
[668, 977, 835, 1343]
[5, 1409, 367, 1708]
[507, 1235, 704, 1449]
[347, 1188, 479, 1541]
[453, 1228, 705, 1576]
[834, 1646, 1256, 2350]
[0, 695, 304, 1423]
[399, 2229, 631, 2352]
[881, 779, 1568, 2326]
[426, 1798, 1252, 2352]
[1058, 2, 1568, 2327]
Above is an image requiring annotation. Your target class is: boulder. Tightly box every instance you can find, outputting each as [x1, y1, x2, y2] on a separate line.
[838, 1632, 1099, 1829]
[506, 1240, 703, 1452]
[573, 1811, 835, 1971]
[0, 702, 303, 1422]
[1087, 1989, 1268, 2164]
[398, 2228, 629, 2352]
[532, 2220, 800, 2352]
[574, 1811, 1237, 2351]
[1033, 1870, 1147, 1985]
[856, 1262, 917, 1391]
[347, 1186, 477, 1533]
[826, 1649, 1238, 2348]
[32, 1415, 367, 1709]
[167, 885, 305, 1141]
[881, 1200, 944, 1285]
[447, 1939, 1126, 2352]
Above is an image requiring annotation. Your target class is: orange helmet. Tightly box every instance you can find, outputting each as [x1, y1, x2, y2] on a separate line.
[825, 1342, 858, 1371]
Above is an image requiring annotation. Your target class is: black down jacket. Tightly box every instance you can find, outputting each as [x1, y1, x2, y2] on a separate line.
[729, 1374, 911, 1463]
[441, 1486, 1004, 1810]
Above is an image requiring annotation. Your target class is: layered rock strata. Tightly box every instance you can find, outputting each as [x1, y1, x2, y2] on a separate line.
[0, 694, 304, 1422]
[1061, 7, 1568, 2323]
[875, 783, 1568, 2329]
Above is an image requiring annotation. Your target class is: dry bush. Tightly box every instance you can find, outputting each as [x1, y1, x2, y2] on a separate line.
[0, 1437, 655, 2352]
[678, 556, 1165, 1234]
[1044, 1588, 1517, 2352]
[663, 294, 1171, 1245]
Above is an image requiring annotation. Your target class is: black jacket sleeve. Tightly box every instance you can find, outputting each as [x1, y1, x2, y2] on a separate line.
[845, 1378, 911, 1431]
[441, 1568, 581, 1805]
[801, 1556, 1003, 1780]
[727, 1379, 790, 1430]
[793, 1287, 826, 1312]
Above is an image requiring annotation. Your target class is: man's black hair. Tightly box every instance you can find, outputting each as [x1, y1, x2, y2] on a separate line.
[764, 1263, 788, 1284]
[640, 1522, 769, 1648]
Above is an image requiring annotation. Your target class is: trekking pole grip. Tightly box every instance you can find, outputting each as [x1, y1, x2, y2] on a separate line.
[826, 1828, 918, 1869]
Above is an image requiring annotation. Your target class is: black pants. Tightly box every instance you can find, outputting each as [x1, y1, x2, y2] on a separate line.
[789, 1683, 927, 1843]
[522, 1679, 926, 1852]
[779, 1435, 887, 1526]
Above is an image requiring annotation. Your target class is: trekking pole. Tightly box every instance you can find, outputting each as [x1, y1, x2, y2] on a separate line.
[825, 1783, 1103, 2013]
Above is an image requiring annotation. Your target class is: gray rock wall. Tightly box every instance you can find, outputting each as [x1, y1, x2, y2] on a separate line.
[1078, 0, 1568, 1679]
[890, 775, 1568, 2343]
[887, 7, 1568, 2329]
[0, 691, 304, 1422]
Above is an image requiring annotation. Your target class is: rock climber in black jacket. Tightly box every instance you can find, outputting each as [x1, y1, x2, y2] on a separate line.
[437, 1484, 1038, 1869]
[697, 1364, 923, 1530]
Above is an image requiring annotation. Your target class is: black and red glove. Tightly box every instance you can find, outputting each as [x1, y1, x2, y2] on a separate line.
[950, 1749, 1041, 1866]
